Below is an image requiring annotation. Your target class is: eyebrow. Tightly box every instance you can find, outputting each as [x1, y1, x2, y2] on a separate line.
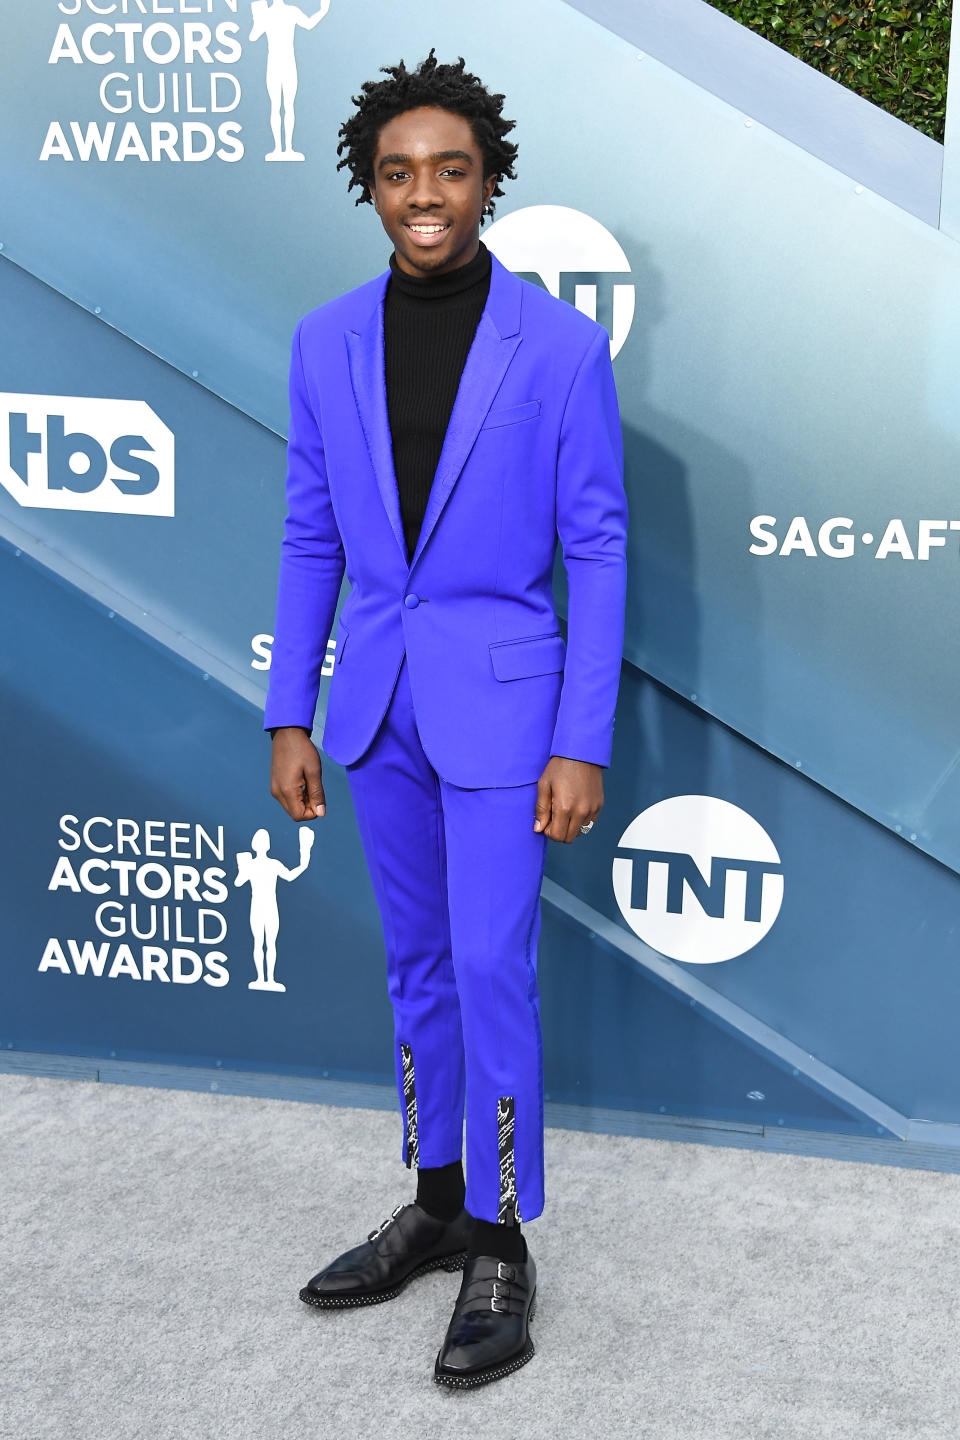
[376, 150, 475, 172]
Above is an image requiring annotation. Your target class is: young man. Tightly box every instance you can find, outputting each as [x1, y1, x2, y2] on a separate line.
[264, 49, 628, 1387]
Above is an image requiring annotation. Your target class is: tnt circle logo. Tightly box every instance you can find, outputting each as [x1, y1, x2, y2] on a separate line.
[484, 205, 635, 359]
[1, 393, 174, 516]
[613, 796, 784, 964]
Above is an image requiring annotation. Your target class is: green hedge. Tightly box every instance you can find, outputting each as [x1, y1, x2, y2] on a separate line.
[704, 2, 951, 141]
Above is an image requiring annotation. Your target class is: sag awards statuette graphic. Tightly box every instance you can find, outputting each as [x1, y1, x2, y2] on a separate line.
[613, 795, 784, 964]
[250, 0, 330, 161]
[41, 0, 331, 164]
[39, 813, 313, 993]
[235, 825, 314, 991]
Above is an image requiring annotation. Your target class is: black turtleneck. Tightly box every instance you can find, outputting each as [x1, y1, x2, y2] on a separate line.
[384, 239, 492, 562]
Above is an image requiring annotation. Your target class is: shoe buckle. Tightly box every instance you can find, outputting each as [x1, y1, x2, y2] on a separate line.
[490, 1280, 511, 1312]
[496, 1262, 516, 1281]
[368, 1203, 405, 1242]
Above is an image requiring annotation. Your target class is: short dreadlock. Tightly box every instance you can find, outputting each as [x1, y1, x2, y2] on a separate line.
[336, 47, 518, 225]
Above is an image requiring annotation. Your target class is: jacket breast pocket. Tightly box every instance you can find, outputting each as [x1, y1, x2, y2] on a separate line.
[489, 631, 566, 681]
[480, 399, 541, 430]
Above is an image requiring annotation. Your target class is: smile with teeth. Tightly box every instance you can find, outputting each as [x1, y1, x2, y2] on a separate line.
[407, 222, 449, 234]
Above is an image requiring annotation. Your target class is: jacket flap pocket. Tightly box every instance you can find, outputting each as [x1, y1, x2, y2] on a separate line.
[489, 631, 566, 681]
[480, 399, 541, 430]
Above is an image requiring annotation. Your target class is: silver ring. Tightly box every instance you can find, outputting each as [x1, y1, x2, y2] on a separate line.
[580, 820, 594, 834]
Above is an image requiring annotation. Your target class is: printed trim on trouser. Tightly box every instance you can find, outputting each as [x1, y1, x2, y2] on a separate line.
[400, 1043, 419, 1169]
[497, 1096, 522, 1224]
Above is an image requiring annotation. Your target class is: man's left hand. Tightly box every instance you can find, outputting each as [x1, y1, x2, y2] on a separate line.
[534, 756, 603, 843]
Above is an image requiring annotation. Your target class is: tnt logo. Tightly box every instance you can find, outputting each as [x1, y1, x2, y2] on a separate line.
[484, 205, 635, 359]
[613, 796, 784, 964]
[1, 393, 174, 516]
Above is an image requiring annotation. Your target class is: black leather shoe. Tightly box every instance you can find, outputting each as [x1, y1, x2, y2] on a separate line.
[299, 1202, 473, 1309]
[433, 1248, 538, 1388]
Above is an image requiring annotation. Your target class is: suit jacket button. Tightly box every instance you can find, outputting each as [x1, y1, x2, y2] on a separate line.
[404, 594, 420, 608]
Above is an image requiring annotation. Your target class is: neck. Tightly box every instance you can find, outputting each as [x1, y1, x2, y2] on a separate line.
[388, 240, 491, 300]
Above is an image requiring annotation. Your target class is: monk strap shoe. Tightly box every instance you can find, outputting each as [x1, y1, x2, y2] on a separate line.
[434, 1249, 538, 1388]
[300, 1202, 473, 1309]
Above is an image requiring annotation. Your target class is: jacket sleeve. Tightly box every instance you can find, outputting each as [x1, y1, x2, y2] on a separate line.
[549, 325, 629, 769]
[263, 317, 346, 734]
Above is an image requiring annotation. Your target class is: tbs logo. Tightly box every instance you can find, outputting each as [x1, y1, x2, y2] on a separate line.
[613, 796, 784, 964]
[1, 394, 174, 516]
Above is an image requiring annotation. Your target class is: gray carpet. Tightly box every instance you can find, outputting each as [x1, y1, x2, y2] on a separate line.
[3, 1072, 960, 1440]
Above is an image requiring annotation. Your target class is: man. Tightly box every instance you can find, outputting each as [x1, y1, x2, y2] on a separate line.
[264, 48, 628, 1388]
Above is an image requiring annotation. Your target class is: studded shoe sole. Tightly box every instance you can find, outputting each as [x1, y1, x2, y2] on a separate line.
[433, 1289, 538, 1388]
[299, 1249, 468, 1310]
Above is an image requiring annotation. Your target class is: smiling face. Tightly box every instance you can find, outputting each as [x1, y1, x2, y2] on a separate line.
[367, 105, 498, 277]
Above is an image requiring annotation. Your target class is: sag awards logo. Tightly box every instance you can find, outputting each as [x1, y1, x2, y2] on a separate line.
[0, 393, 174, 515]
[484, 206, 635, 359]
[41, 0, 333, 165]
[38, 813, 314, 992]
[749, 515, 960, 561]
[612, 795, 784, 964]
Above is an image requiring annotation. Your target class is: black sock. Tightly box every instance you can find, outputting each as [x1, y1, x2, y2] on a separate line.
[416, 1159, 466, 1222]
[468, 1217, 527, 1264]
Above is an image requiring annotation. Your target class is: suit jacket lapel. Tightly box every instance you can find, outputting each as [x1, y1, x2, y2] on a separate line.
[344, 273, 405, 561]
[345, 248, 523, 570]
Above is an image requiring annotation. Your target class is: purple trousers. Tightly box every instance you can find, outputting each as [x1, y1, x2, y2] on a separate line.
[344, 651, 548, 1224]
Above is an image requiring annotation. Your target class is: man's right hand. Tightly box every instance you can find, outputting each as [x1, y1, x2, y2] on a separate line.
[269, 727, 326, 821]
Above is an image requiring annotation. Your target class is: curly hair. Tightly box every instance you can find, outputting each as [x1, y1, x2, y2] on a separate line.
[336, 47, 518, 225]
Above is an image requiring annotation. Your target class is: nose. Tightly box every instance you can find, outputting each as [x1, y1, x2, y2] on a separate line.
[407, 164, 444, 212]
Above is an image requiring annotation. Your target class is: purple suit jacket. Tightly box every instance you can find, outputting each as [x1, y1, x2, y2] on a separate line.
[263, 247, 629, 787]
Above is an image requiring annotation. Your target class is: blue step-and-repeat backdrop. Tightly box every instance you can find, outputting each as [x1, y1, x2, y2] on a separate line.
[3, 0, 960, 1150]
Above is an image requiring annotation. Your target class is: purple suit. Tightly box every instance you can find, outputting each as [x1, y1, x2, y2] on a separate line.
[265, 247, 628, 1223]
